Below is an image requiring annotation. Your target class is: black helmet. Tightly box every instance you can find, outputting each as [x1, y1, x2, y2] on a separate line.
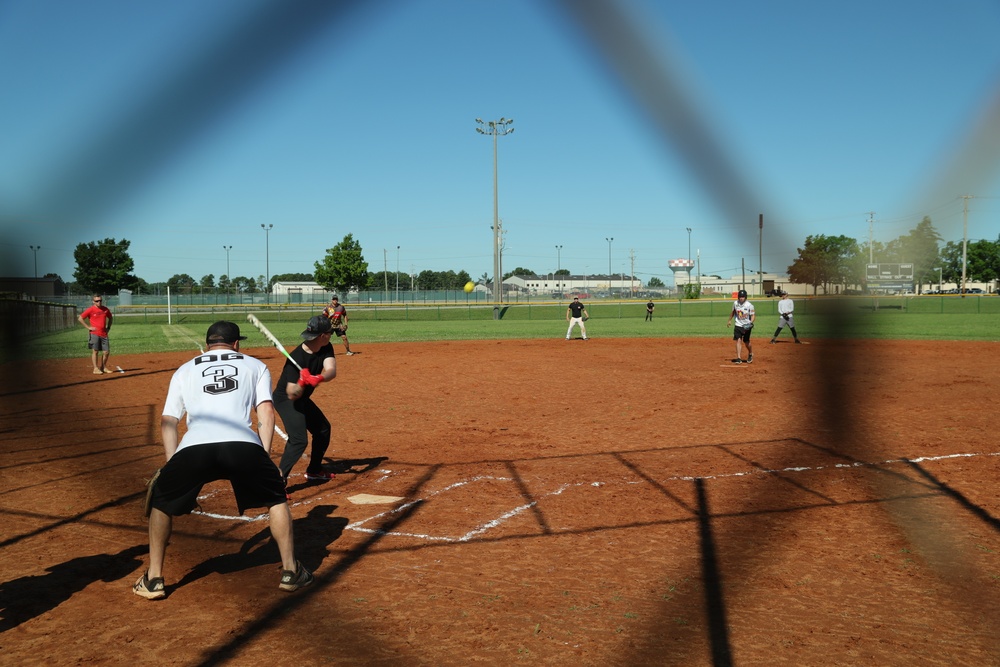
[738, 289, 748, 298]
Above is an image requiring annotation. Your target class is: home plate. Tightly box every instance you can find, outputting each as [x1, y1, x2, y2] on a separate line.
[348, 493, 404, 505]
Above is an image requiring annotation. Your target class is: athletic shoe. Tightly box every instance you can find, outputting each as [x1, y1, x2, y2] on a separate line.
[93, 368, 103, 375]
[304, 470, 335, 481]
[345, 351, 355, 356]
[279, 561, 314, 592]
[747, 354, 753, 364]
[103, 368, 115, 374]
[794, 339, 802, 344]
[133, 572, 166, 600]
[732, 358, 742, 364]
[769, 339, 776, 344]
[583, 337, 589, 340]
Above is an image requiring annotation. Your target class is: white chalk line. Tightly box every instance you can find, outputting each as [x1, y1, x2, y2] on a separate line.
[189, 451, 1000, 538]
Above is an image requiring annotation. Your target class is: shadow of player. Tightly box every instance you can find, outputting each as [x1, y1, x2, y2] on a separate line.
[172, 504, 347, 589]
[0, 544, 146, 633]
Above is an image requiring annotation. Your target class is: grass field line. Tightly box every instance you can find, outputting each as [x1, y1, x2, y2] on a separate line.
[161, 324, 205, 352]
[188, 450, 1000, 528]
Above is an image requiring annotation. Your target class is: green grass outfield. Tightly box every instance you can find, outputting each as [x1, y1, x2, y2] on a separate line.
[14, 301, 1000, 362]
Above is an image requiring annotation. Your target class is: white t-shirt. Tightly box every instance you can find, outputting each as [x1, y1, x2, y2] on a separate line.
[778, 297, 794, 316]
[162, 350, 273, 452]
[732, 299, 755, 327]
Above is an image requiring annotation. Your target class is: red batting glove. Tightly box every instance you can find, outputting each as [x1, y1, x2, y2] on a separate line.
[297, 368, 311, 387]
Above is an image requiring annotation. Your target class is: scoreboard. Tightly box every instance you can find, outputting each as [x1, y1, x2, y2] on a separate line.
[866, 263, 913, 290]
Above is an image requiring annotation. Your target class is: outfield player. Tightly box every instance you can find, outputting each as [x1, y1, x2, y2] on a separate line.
[322, 295, 354, 355]
[645, 299, 655, 321]
[78, 294, 113, 374]
[273, 315, 338, 487]
[565, 297, 589, 340]
[134, 321, 312, 599]
[770, 291, 802, 344]
[726, 289, 756, 364]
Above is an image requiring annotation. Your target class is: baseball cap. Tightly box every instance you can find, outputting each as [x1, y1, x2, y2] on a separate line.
[301, 315, 332, 340]
[206, 321, 246, 345]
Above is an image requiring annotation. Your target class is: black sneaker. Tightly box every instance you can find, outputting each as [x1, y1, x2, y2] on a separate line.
[769, 339, 776, 344]
[794, 339, 802, 344]
[732, 358, 742, 364]
[747, 354, 754, 364]
[304, 469, 335, 482]
[279, 561, 314, 592]
[133, 572, 166, 600]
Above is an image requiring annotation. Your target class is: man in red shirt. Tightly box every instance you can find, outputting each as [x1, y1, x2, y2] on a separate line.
[321, 296, 354, 355]
[78, 294, 114, 374]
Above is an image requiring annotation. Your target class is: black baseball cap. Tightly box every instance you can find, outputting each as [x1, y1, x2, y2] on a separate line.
[206, 321, 247, 345]
[301, 315, 332, 340]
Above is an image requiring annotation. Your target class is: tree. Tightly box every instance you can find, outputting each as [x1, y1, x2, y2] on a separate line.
[200, 274, 215, 290]
[787, 235, 860, 294]
[73, 238, 138, 294]
[647, 276, 665, 288]
[166, 273, 197, 293]
[314, 234, 368, 294]
[43, 273, 66, 294]
[555, 269, 570, 276]
[270, 272, 314, 286]
[890, 216, 942, 290]
[940, 238, 1000, 283]
[504, 267, 534, 280]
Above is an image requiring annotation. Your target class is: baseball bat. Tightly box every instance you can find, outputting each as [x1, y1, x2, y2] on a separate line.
[246, 313, 302, 371]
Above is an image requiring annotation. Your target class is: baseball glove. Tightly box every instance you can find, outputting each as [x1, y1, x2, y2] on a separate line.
[582, 315, 589, 322]
[143, 468, 161, 518]
[782, 313, 790, 321]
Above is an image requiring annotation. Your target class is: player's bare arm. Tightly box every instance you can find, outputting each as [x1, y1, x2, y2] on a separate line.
[160, 415, 180, 461]
[256, 401, 275, 454]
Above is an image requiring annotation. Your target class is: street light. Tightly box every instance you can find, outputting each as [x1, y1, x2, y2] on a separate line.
[606, 237, 614, 298]
[29, 245, 41, 280]
[685, 227, 692, 262]
[555, 244, 563, 295]
[223, 245, 232, 304]
[260, 224, 273, 303]
[396, 245, 400, 302]
[476, 117, 514, 303]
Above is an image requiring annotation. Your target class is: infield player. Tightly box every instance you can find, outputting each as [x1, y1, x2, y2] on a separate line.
[726, 289, 756, 364]
[565, 296, 589, 340]
[273, 315, 338, 487]
[322, 295, 354, 355]
[78, 294, 113, 374]
[770, 291, 802, 344]
[134, 321, 312, 600]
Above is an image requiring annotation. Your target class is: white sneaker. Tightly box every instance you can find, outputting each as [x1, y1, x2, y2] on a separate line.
[345, 351, 355, 356]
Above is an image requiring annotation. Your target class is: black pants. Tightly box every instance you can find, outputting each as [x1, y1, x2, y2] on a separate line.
[645, 311, 653, 321]
[275, 397, 331, 480]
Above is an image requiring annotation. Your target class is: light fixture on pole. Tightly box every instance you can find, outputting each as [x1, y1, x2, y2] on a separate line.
[223, 246, 232, 304]
[605, 237, 614, 298]
[476, 117, 514, 303]
[29, 245, 41, 280]
[395, 245, 400, 302]
[260, 224, 272, 304]
[685, 228, 691, 262]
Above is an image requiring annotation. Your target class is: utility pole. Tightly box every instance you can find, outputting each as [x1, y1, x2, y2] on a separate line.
[629, 248, 636, 297]
[223, 245, 232, 305]
[606, 237, 614, 297]
[260, 224, 272, 304]
[29, 245, 41, 280]
[396, 245, 400, 302]
[961, 195, 973, 297]
[383, 248, 388, 301]
[758, 213, 763, 297]
[868, 211, 875, 263]
[475, 117, 514, 303]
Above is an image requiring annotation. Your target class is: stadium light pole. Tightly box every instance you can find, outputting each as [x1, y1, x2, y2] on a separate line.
[261, 224, 272, 304]
[555, 244, 563, 295]
[395, 245, 400, 302]
[476, 117, 514, 303]
[223, 245, 232, 305]
[29, 245, 40, 280]
[606, 237, 614, 298]
[685, 227, 691, 262]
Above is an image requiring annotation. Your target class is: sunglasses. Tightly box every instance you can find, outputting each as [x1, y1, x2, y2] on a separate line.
[93, 299, 102, 303]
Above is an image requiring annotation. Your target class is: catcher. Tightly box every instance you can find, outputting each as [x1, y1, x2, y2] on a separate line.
[769, 291, 802, 344]
[134, 321, 312, 600]
[726, 289, 755, 364]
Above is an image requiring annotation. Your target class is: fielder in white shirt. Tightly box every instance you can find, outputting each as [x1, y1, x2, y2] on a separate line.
[770, 292, 802, 344]
[726, 289, 756, 364]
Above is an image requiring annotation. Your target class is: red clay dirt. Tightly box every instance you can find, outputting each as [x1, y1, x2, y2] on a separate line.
[1, 337, 998, 666]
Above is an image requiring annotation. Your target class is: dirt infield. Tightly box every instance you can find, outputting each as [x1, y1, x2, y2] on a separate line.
[2, 337, 998, 665]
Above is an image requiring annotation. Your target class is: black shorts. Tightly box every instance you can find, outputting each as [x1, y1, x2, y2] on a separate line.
[151, 441, 287, 516]
[733, 326, 752, 342]
[332, 327, 346, 337]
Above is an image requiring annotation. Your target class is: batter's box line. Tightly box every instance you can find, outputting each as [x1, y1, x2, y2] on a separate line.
[346, 476, 576, 543]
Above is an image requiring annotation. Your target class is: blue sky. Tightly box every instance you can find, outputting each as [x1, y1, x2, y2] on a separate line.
[2, 0, 1000, 288]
